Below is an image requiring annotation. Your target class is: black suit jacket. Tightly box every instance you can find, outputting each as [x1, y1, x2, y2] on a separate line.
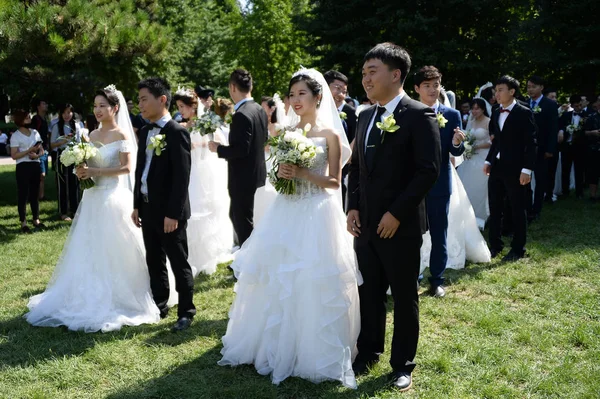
[558, 111, 587, 145]
[527, 96, 559, 154]
[134, 119, 192, 222]
[348, 95, 441, 237]
[341, 103, 357, 144]
[217, 99, 268, 192]
[486, 102, 537, 176]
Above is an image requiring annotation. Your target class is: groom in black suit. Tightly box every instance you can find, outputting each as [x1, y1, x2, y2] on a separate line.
[209, 69, 268, 246]
[485, 76, 537, 262]
[347, 43, 441, 392]
[525, 75, 558, 221]
[132, 77, 196, 332]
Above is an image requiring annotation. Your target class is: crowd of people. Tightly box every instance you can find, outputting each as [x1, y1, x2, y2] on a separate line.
[2, 40, 600, 392]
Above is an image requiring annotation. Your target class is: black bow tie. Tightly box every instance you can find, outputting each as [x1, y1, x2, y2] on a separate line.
[148, 123, 162, 130]
[573, 112, 582, 117]
[500, 108, 511, 113]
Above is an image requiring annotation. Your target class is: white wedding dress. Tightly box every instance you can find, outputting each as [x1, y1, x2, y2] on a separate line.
[457, 126, 491, 229]
[420, 166, 491, 273]
[253, 149, 278, 226]
[25, 140, 160, 332]
[218, 137, 361, 389]
[186, 131, 234, 276]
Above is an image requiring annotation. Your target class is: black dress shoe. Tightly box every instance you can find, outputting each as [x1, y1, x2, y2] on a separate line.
[430, 285, 446, 298]
[352, 359, 378, 376]
[502, 250, 525, 262]
[390, 371, 412, 391]
[171, 317, 192, 332]
[160, 310, 169, 319]
[490, 248, 503, 258]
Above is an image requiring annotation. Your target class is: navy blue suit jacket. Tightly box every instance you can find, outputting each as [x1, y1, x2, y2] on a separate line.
[427, 104, 465, 197]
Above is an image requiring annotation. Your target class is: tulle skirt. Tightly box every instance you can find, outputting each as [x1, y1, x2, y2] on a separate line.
[218, 191, 362, 389]
[25, 185, 160, 333]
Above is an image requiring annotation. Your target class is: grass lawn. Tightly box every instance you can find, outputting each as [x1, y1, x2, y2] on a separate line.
[0, 164, 599, 399]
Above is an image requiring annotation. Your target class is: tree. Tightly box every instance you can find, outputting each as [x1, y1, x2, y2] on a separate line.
[0, 0, 175, 112]
[233, 0, 316, 98]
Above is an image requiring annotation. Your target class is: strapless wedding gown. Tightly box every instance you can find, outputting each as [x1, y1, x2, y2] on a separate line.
[186, 131, 234, 276]
[421, 165, 491, 273]
[457, 127, 491, 228]
[25, 140, 160, 332]
[218, 137, 361, 389]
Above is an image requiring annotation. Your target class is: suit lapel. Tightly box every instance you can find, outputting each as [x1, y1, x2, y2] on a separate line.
[148, 120, 171, 176]
[370, 95, 410, 172]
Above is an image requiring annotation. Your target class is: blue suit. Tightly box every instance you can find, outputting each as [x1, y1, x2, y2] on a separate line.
[425, 103, 465, 287]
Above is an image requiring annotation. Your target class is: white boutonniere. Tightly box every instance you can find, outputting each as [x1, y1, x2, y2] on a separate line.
[376, 114, 400, 143]
[533, 106, 542, 114]
[148, 134, 167, 156]
[339, 111, 347, 121]
[436, 112, 448, 128]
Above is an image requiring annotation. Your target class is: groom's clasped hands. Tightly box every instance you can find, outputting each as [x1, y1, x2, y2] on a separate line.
[346, 210, 400, 239]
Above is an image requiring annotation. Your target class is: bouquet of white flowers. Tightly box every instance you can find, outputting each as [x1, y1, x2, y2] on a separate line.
[463, 130, 478, 160]
[193, 111, 223, 138]
[267, 124, 323, 195]
[59, 142, 99, 189]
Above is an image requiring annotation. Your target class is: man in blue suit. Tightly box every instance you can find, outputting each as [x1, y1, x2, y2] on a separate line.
[414, 66, 465, 298]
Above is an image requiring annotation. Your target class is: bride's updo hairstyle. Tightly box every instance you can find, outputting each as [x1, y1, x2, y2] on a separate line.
[288, 74, 323, 107]
[95, 88, 120, 114]
[173, 89, 199, 110]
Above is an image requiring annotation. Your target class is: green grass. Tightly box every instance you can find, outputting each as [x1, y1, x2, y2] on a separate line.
[0, 164, 599, 399]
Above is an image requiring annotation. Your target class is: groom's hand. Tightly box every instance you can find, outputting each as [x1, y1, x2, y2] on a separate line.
[208, 141, 219, 153]
[131, 209, 141, 228]
[164, 217, 179, 234]
[377, 212, 400, 239]
[346, 210, 362, 237]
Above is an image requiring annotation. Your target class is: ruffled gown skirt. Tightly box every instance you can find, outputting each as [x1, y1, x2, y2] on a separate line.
[218, 191, 361, 389]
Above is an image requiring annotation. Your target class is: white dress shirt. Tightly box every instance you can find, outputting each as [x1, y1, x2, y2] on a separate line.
[141, 113, 172, 195]
[486, 100, 531, 175]
[365, 91, 405, 151]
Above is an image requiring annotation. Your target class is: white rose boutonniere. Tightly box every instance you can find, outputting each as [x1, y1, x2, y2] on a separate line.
[148, 134, 167, 156]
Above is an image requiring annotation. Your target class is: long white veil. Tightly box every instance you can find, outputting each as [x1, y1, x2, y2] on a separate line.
[113, 88, 138, 192]
[286, 68, 352, 169]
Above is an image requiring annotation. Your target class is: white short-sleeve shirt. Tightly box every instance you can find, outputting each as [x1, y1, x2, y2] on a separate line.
[10, 129, 42, 165]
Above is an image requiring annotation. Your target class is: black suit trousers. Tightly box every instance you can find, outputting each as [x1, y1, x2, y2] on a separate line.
[229, 187, 257, 247]
[488, 168, 528, 252]
[141, 202, 196, 319]
[354, 231, 422, 373]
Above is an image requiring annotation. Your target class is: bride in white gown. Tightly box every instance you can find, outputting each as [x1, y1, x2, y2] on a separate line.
[218, 69, 361, 389]
[173, 88, 233, 276]
[457, 98, 492, 229]
[25, 86, 160, 332]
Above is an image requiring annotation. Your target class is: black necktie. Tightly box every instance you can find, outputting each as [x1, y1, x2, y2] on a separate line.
[365, 106, 386, 169]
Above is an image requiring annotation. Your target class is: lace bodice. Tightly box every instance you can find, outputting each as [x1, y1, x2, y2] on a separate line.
[288, 137, 329, 199]
[469, 127, 491, 145]
[88, 140, 133, 189]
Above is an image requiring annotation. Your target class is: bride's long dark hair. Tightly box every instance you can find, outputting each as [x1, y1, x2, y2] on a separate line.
[471, 98, 490, 118]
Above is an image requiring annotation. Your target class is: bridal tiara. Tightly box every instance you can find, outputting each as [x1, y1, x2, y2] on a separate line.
[175, 86, 196, 98]
[104, 84, 117, 93]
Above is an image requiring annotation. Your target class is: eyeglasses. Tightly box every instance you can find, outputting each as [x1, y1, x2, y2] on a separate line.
[330, 84, 347, 95]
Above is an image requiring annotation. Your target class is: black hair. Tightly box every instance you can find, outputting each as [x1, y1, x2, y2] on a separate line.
[137, 77, 172, 109]
[544, 87, 557, 95]
[481, 87, 495, 103]
[528, 75, 545, 86]
[570, 94, 582, 104]
[229, 69, 253, 93]
[414, 65, 442, 87]
[323, 70, 349, 86]
[95, 89, 120, 113]
[261, 96, 275, 108]
[495, 75, 520, 92]
[460, 98, 471, 105]
[288, 74, 323, 98]
[58, 103, 76, 137]
[31, 98, 46, 112]
[470, 98, 490, 118]
[86, 114, 98, 130]
[364, 42, 411, 85]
